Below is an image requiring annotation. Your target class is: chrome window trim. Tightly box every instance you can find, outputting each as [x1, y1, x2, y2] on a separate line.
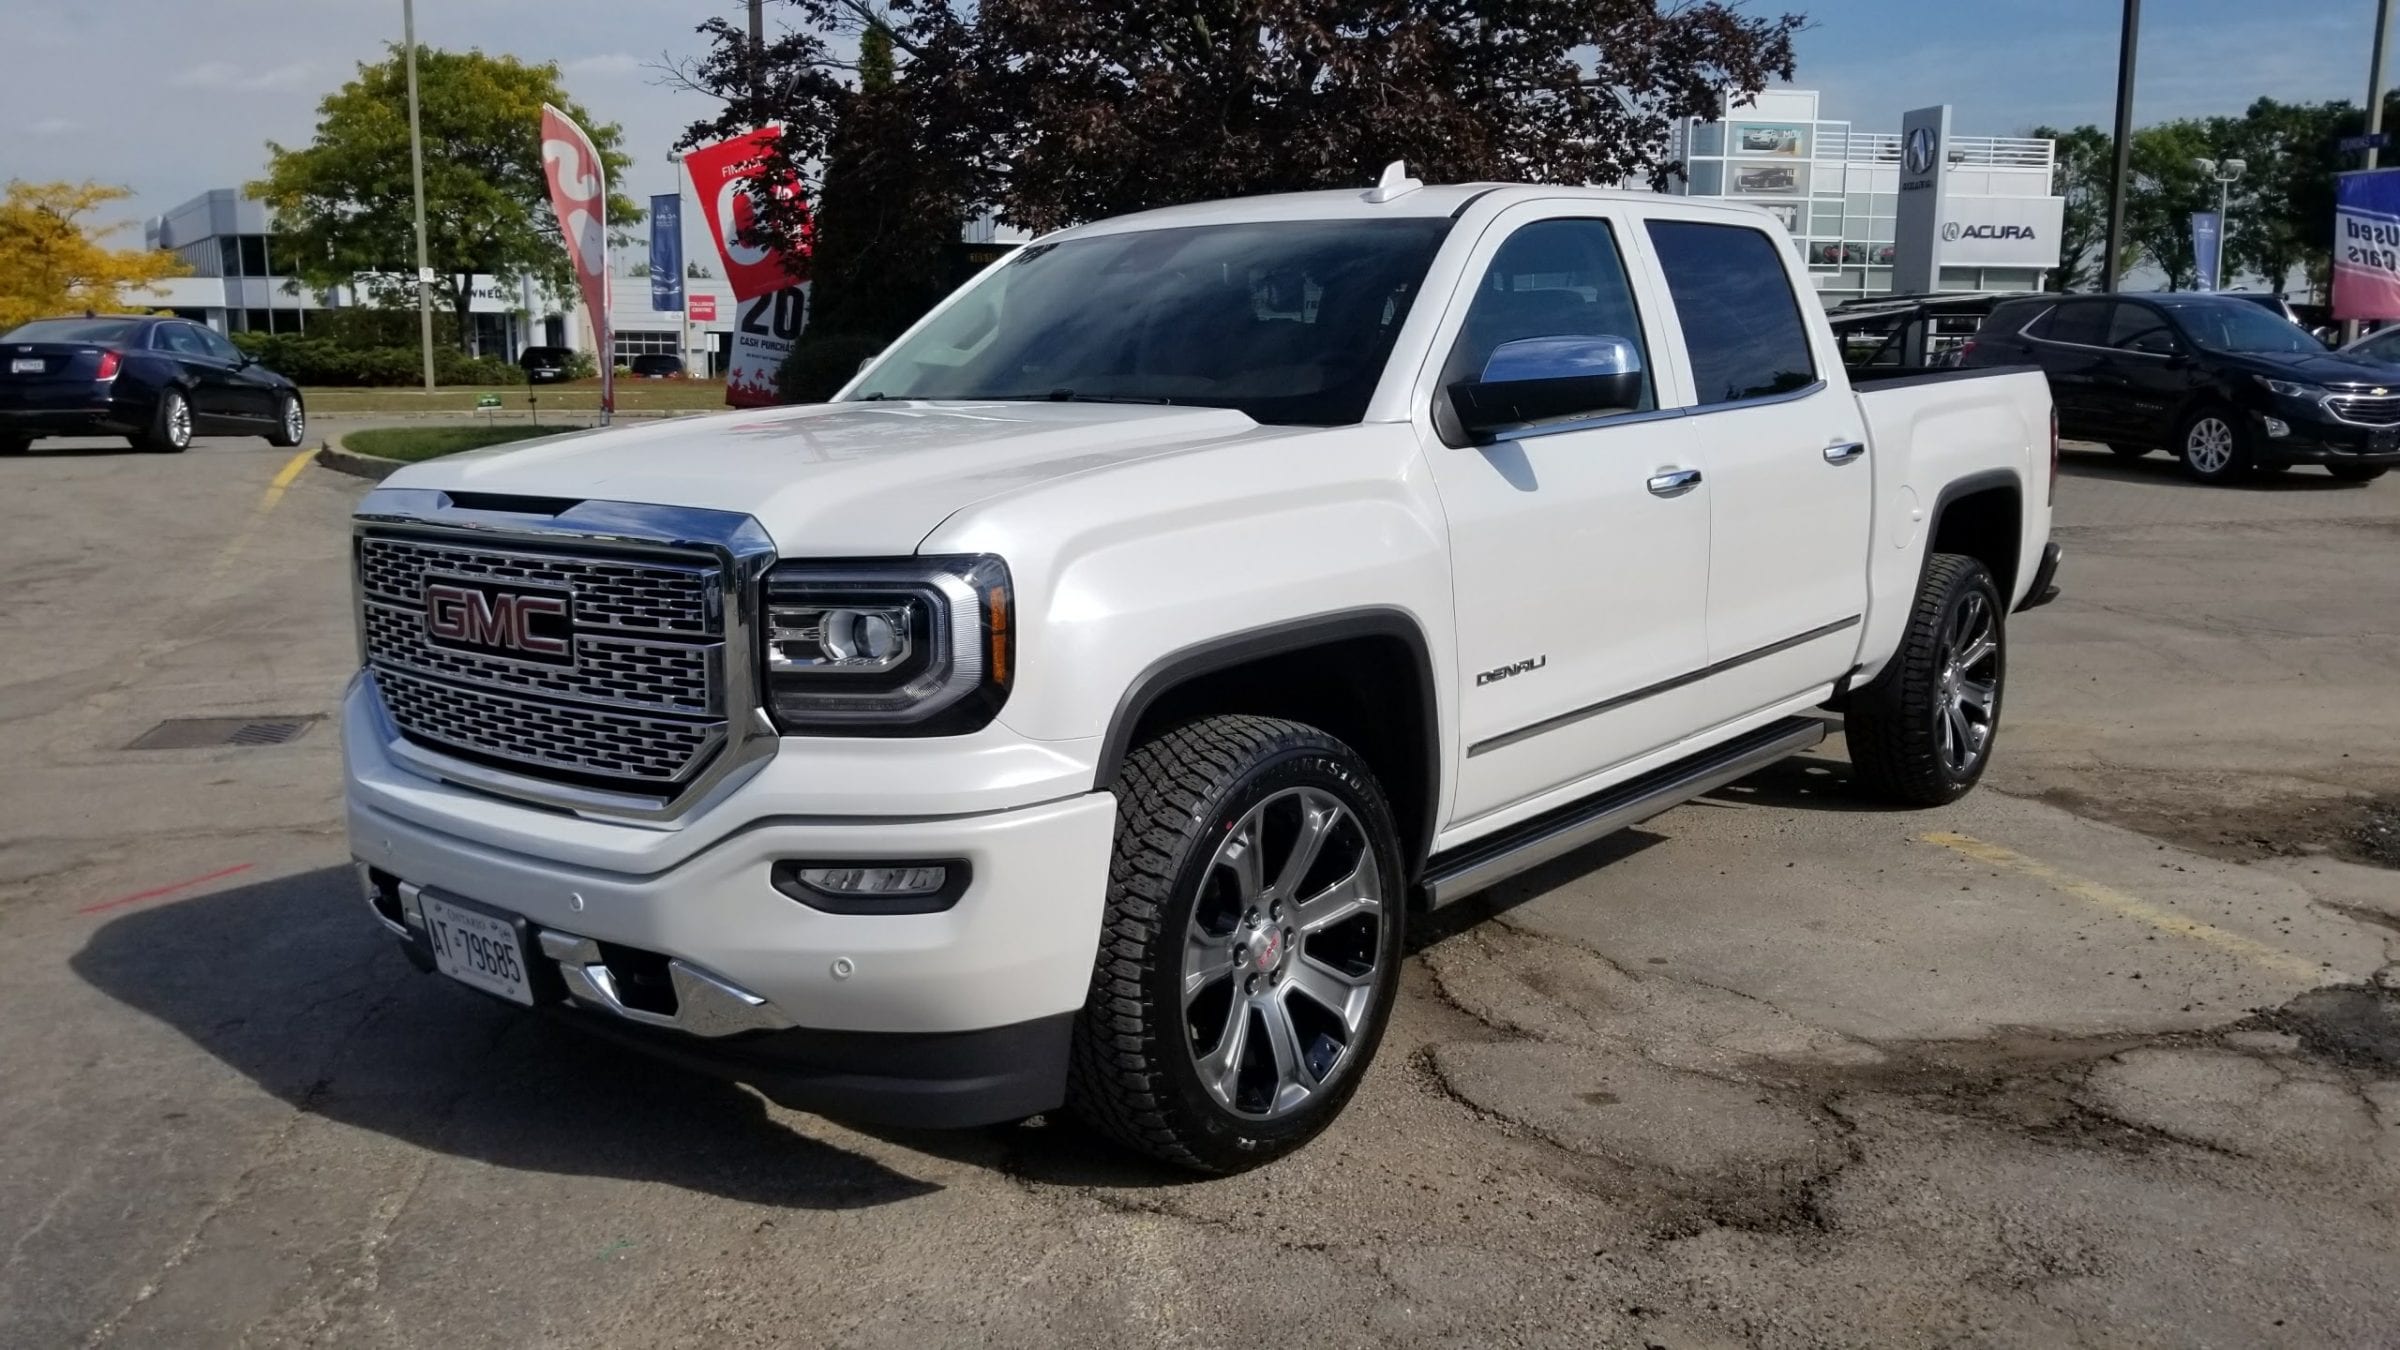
[1489, 379, 1828, 444]
[352, 487, 780, 826]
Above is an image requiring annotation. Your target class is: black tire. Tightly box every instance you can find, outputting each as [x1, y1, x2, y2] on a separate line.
[2174, 403, 2250, 485]
[1845, 553, 2006, 807]
[2328, 464, 2388, 483]
[143, 388, 193, 454]
[266, 393, 306, 448]
[1070, 715, 1405, 1173]
[2108, 442, 2152, 458]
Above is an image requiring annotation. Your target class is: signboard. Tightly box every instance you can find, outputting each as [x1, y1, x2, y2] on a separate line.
[679, 128, 810, 303]
[2340, 132, 2392, 154]
[648, 193, 684, 312]
[2333, 168, 2400, 320]
[539, 103, 613, 417]
[2190, 212, 2223, 291]
[725, 287, 807, 407]
[1892, 105, 1953, 295]
[475, 394, 503, 409]
[1937, 195, 2066, 268]
[687, 293, 717, 322]
[1729, 121, 1809, 159]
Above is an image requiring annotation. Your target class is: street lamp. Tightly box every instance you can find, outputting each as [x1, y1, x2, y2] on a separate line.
[2192, 156, 2246, 291]
[666, 149, 690, 375]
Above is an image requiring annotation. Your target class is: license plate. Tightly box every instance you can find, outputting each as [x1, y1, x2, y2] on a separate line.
[420, 893, 534, 1005]
[2371, 430, 2398, 454]
[9, 358, 42, 374]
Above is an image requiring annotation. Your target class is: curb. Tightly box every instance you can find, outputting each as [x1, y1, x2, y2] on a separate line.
[314, 442, 407, 482]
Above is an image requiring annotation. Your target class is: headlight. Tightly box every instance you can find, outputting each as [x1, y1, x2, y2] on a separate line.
[2254, 375, 2321, 399]
[762, 556, 1011, 735]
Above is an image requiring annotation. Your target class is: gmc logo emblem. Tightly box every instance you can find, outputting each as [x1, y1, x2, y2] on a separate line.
[423, 578, 573, 665]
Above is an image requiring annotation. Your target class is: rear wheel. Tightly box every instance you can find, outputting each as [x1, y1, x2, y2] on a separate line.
[2329, 464, 2388, 483]
[266, 393, 306, 448]
[1070, 715, 1404, 1173]
[1846, 553, 2005, 807]
[2176, 405, 2250, 485]
[143, 388, 193, 454]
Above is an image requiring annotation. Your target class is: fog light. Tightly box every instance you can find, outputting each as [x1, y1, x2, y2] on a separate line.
[2263, 417, 2291, 439]
[772, 860, 968, 915]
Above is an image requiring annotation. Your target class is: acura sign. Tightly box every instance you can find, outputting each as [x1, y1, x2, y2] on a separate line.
[1938, 196, 2065, 267]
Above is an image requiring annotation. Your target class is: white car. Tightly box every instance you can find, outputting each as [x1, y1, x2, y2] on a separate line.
[344, 176, 2060, 1172]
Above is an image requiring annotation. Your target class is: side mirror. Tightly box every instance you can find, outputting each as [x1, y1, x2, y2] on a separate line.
[1448, 335, 1646, 439]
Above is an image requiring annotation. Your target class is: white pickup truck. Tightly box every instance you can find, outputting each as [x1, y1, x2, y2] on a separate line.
[345, 178, 2060, 1173]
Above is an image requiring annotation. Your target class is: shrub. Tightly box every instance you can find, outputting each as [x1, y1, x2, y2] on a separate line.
[244, 336, 523, 387]
[776, 333, 886, 404]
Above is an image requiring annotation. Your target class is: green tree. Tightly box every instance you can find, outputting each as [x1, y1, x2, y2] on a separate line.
[2029, 125, 2113, 291]
[0, 181, 190, 330]
[803, 22, 966, 344]
[252, 45, 639, 352]
[2123, 119, 2218, 290]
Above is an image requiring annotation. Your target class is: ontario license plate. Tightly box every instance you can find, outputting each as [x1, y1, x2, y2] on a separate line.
[9, 358, 42, 374]
[420, 893, 534, 1006]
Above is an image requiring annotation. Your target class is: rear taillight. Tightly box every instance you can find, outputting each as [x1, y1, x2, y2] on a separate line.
[2048, 405, 2059, 505]
[94, 350, 120, 380]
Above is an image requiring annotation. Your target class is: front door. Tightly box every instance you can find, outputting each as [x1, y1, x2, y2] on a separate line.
[2026, 299, 2121, 442]
[1416, 207, 1714, 829]
[1637, 219, 1872, 714]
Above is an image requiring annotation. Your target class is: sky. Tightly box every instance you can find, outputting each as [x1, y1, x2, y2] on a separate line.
[0, 0, 2385, 255]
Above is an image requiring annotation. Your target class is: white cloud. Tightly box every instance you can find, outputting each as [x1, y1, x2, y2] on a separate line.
[563, 53, 643, 79]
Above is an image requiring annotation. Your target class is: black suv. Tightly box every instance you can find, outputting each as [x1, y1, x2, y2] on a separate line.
[1963, 293, 2400, 484]
[519, 345, 576, 384]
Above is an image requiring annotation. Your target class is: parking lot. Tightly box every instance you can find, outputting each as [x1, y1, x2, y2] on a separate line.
[2, 432, 2395, 1347]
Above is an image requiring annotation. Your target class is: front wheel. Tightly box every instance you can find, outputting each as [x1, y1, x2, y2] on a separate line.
[2176, 405, 2250, 485]
[143, 388, 193, 454]
[267, 393, 306, 448]
[2328, 464, 2388, 483]
[1070, 715, 1404, 1173]
[1845, 553, 2005, 806]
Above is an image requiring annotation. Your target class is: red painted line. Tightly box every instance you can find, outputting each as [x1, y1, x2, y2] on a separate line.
[79, 863, 255, 916]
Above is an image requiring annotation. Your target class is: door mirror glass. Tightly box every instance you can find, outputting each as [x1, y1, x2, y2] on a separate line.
[1449, 334, 1646, 436]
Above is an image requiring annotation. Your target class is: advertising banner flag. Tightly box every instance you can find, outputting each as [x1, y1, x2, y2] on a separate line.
[2190, 212, 2222, 292]
[540, 103, 612, 417]
[725, 287, 806, 408]
[2333, 168, 2400, 320]
[649, 193, 684, 312]
[680, 128, 810, 302]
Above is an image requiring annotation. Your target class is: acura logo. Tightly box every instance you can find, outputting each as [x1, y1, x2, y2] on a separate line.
[1942, 223, 1961, 241]
[1905, 126, 1937, 177]
[424, 579, 573, 665]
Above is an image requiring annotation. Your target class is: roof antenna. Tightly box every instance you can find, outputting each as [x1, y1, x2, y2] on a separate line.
[1363, 160, 1423, 204]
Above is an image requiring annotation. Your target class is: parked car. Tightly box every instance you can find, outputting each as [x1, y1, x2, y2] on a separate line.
[519, 345, 576, 383]
[344, 181, 2058, 1173]
[628, 353, 685, 379]
[1962, 292, 2399, 484]
[0, 315, 304, 455]
[2340, 323, 2400, 365]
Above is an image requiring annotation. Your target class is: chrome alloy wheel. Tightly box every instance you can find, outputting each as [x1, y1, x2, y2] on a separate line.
[168, 394, 192, 448]
[2185, 415, 2236, 475]
[1935, 589, 1999, 777]
[283, 397, 305, 444]
[1181, 786, 1385, 1120]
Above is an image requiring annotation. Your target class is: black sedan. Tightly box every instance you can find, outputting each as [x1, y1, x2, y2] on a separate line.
[1964, 293, 2400, 484]
[0, 315, 305, 455]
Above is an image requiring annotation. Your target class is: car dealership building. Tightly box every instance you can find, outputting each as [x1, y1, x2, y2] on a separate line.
[1671, 89, 2064, 305]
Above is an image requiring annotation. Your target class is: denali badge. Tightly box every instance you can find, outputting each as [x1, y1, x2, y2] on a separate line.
[1476, 655, 1547, 686]
[423, 576, 574, 666]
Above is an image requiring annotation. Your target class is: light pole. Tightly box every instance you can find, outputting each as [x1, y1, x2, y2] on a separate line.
[667, 149, 690, 375]
[2103, 0, 2140, 292]
[403, 0, 435, 390]
[2193, 157, 2246, 291]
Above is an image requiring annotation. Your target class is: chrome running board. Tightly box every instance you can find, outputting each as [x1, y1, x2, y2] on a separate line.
[1422, 715, 1829, 908]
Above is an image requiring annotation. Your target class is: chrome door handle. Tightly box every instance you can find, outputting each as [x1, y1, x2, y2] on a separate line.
[1646, 468, 1703, 497]
[1823, 440, 1867, 464]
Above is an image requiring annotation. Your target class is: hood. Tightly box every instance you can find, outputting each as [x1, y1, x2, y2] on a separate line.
[2213, 348, 2400, 388]
[385, 399, 1262, 554]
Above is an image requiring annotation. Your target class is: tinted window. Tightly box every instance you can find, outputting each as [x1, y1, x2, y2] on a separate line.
[2158, 298, 2325, 355]
[2039, 301, 2109, 346]
[158, 324, 211, 358]
[851, 218, 1451, 426]
[1978, 301, 2049, 339]
[239, 235, 269, 277]
[2351, 328, 2400, 363]
[2106, 303, 2181, 355]
[1441, 218, 1653, 411]
[3, 317, 144, 344]
[1644, 220, 1816, 404]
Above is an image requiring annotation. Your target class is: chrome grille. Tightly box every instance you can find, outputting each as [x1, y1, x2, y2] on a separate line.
[358, 531, 727, 791]
[2325, 394, 2400, 427]
[375, 669, 723, 783]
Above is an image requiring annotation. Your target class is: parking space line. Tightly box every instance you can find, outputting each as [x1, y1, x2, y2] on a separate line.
[206, 448, 320, 584]
[1919, 830, 2341, 984]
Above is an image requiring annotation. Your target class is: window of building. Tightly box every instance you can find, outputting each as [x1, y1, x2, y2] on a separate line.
[612, 330, 681, 363]
[1644, 220, 1817, 405]
[220, 237, 243, 277]
[239, 235, 269, 277]
[240, 309, 274, 333]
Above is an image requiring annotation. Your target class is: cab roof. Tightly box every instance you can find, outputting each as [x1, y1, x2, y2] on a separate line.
[1047, 183, 1766, 241]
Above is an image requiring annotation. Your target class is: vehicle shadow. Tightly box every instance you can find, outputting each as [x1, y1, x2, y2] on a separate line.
[1697, 751, 1899, 814]
[2059, 446, 2368, 491]
[70, 865, 942, 1209]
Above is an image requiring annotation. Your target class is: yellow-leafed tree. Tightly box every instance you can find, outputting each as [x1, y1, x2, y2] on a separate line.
[0, 181, 190, 331]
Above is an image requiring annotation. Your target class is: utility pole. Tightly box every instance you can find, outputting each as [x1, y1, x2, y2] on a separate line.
[2349, 0, 2393, 335]
[403, 0, 436, 390]
[2101, 0, 2140, 293]
[749, 0, 765, 110]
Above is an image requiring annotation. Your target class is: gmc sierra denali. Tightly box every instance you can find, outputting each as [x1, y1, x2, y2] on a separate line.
[344, 175, 2061, 1173]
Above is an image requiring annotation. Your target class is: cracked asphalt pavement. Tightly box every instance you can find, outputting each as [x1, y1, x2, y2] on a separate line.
[2, 435, 2397, 1348]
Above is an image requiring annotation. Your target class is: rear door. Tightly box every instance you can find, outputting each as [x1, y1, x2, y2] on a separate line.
[2102, 300, 2197, 446]
[2022, 299, 2115, 440]
[1637, 217, 1871, 716]
[156, 323, 244, 427]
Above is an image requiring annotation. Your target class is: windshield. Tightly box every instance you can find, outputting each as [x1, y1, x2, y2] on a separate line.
[2163, 300, 2325, 356]
[4, 317, 143, 345]
[848, 218, 1453, 425]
